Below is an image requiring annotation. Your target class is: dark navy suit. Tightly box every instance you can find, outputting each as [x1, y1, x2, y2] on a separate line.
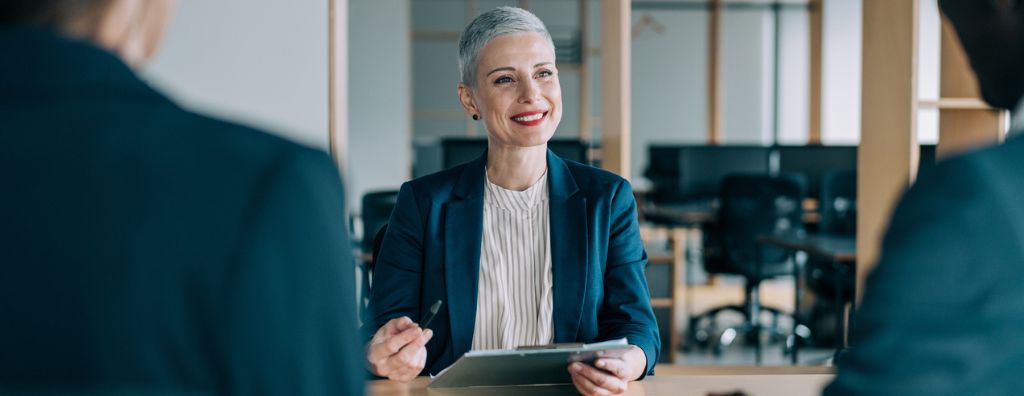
[366, 151, 660, 377]
[825, 135, 1024, 396]
[0, 27, 362, 395]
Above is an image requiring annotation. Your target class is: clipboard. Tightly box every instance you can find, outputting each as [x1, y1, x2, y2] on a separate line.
[428, 338, 631, 389]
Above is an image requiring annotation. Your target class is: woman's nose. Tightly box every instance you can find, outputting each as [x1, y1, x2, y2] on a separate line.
[517, 80, 542, 103]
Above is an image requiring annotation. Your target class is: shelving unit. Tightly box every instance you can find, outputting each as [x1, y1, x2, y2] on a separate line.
[640, 226, 687, 363]
[931, 18, 1008, 161]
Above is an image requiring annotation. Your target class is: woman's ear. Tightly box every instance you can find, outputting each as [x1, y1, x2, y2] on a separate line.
[457, 83, 479, 119]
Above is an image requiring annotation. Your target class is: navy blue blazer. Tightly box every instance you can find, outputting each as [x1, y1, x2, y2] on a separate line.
[366, 151, 660, 377]
[0, 27, 362, 395]
[824, 135, 1024, 396]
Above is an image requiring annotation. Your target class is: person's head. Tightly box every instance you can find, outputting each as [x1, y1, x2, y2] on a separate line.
[0, 0, 177, 67]
[457, 7, 562, 151]
[939, 0, 1024, 109]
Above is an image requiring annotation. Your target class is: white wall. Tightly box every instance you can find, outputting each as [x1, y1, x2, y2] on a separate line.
[821, 0, 861, 144]
[777, 8, 810, 145]
[144, 0, 329, 150]
[721, 8, 775, 144]
[349, 0, 412, 217]
[630, 9, 708, 190]
[918, 0, 941, 145]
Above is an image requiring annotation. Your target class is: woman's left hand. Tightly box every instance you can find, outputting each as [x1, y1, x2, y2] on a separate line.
[568, 345, 647, 396]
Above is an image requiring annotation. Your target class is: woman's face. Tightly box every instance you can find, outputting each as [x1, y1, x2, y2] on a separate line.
[459, 32, 562, 149]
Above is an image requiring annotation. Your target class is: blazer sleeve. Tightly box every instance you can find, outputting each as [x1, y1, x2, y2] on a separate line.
[226, 148, 362, 396]
[598, 179, 661, 377]
[823, 154, 1024, 396]
[364, 181, 426, 338]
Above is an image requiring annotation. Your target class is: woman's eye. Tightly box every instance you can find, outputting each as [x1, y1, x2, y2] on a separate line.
[495, 76, 513, 84]
[537, 70, 553, 78]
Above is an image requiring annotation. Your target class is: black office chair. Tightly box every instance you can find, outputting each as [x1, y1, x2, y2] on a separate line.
[359, 223, 389, 321]
[818, 170, 856, 236]
[689, 174, 806, 362]
[361, 191, 399, 252]
[807, 170, 856, 346]
[370, 224, 388, 279]
[359, 191, 398, 318]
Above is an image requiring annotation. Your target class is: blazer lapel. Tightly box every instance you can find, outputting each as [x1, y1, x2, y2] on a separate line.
[547, 151, 588, 342]
[444, 154, 486, 358]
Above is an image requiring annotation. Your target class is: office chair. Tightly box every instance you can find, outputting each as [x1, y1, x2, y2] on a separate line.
[818, 170, 856, 235]
[808, 170, 856, 346]
[361, 191, 399, 252]
[359, 191, 398, 318]
[689, 174, 806, 362]
[359, 223, 389, 321]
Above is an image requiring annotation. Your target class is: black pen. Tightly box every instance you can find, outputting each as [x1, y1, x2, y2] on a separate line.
[421, 300, 443, 329]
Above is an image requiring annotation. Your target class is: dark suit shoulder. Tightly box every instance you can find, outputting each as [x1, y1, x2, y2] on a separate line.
[825, 137, 1024, 396]
[172, 109, 331, 169]
[872, 138, 1024, 306]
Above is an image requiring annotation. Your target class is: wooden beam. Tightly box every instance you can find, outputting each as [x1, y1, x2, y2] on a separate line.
[707, 0, 723, 145]
[329, 0, 348, 181]
[600, 0, 630, 178]
[858, 0, 919, 302]
[936, 17, 1004, 160]
[579, 0, 591, 142]
[938, 109, 1003, 159]
[808, 0, 823, 144]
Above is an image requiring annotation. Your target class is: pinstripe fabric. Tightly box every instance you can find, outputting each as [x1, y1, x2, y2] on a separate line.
[470, 171, 554, 350]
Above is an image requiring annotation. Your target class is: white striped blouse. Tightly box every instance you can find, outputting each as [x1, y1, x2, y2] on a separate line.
[470, 170, 554, 350]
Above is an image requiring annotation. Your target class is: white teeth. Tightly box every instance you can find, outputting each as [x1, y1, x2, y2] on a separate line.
[512, 113, 545, 122]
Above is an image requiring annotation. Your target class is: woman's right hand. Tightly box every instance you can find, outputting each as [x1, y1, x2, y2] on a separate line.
[366, 316, 433, 382]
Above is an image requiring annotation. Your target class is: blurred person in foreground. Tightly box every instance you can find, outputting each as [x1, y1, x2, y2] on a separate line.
[363, 7, 658, 396]
[825, 1, 1024, 395]
[0, 1, 362, 395]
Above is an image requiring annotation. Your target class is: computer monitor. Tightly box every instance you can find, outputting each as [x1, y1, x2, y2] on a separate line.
[776, 146, 858, 198]
[679, 146, 772, 199]
[441, 139, 488, 169]
[645, 145, 772, 202]
[441, 138, 588, 169]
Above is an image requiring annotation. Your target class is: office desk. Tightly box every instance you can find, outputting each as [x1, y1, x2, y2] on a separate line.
[368, 366, 834, 396]
[756, 234, 855, 263]
[643, 201, 821, 228]
[757, 233, 856, 364]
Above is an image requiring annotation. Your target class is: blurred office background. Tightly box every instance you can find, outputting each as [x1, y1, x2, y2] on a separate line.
[139, 0, 991, 366]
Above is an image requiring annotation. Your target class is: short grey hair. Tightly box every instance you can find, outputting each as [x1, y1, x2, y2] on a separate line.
[458, 6, 555, 88]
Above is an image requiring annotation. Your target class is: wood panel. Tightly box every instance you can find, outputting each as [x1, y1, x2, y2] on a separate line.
[858, 0, 919, 301]
[600, 0, 631, 177]
[579, 0, 592, 141]
[936, 17, 1005, 160]
[808, 0, 823, 144]
[938, 109, 1004, 159]
[329, 0, 348, 180]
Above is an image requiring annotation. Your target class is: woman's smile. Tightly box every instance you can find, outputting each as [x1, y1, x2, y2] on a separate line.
[510, 110, 549, 126]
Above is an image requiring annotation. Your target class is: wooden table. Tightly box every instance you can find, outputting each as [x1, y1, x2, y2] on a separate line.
[368, 365, 834, 396]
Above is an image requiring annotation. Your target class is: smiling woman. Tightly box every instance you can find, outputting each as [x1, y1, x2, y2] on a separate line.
[363, 6, 660, 396]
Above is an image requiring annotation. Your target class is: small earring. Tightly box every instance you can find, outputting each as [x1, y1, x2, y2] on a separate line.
[472, 114, 479, 120]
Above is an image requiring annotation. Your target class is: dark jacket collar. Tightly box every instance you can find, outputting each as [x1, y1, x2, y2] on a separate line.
[0, 25, 164, 103]
[451, 149, 580, 200]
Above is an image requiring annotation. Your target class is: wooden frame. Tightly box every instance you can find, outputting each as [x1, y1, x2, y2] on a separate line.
[934, 17, 1006, 160]
[808, 0, 823, 144]
[600, 0, 631, 177]
[329, 0, 348, 179]
[857, 0, 919, 301]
